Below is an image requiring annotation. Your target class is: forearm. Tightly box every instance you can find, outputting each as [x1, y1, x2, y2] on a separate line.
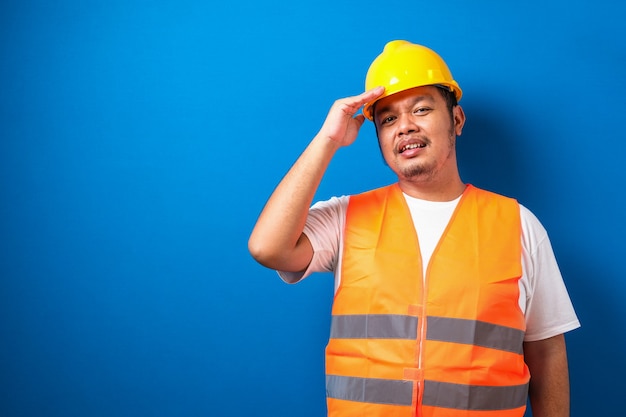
[248, 134, 340, 271]
[249, 87, 384, 272]
[524, 334, 571, 417]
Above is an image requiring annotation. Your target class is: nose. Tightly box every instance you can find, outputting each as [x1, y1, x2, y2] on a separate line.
[397, 112, 419, 136]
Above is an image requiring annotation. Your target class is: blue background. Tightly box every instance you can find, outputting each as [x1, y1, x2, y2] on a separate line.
[1, 1, 624, 416]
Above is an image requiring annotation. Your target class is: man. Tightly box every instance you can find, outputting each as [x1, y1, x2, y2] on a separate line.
[248, 40, 580, 417]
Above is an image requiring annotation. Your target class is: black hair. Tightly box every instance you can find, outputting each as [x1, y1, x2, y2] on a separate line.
[437, 86, 458, 121]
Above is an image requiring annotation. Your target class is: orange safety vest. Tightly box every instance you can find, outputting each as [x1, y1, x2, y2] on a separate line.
[326, 184, 529, 417]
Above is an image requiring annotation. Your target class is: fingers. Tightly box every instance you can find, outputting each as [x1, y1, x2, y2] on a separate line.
[319, 87, 385, 146]
[344, 86, 385, 115]
[360, 86, 385, 102]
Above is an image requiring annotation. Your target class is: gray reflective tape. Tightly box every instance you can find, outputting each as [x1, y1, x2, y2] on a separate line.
[327, 375, 528, 411]
[330, 314, 524, 353]
[423, 380, 529, 411]
[330, 314, 418, 339]
[326, 374, 413, 406]
[427, 316, 524, 354]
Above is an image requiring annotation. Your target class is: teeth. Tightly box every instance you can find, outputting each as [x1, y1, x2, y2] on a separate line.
[401, 143, 424, 153]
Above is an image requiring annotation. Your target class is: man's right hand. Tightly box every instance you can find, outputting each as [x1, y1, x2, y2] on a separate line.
[318, 86, 385, 147]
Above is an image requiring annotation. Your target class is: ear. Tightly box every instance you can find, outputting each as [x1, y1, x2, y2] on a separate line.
[453, 105, 466, 136]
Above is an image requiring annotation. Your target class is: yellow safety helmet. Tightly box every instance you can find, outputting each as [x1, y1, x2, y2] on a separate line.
[363, 40, 462, 121]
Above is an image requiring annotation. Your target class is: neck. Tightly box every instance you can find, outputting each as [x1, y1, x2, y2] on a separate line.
[398, 174, 466, 202]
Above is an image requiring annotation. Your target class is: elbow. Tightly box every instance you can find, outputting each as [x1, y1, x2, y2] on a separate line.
[248, 235, 279, 269]
[248, 235, 310, 273]
[248, 231, 312, 272]
[248, 235, 267, 264]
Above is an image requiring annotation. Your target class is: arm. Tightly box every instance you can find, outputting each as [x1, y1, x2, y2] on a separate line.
[248, 87, 384, 272]
[524, 334, 571, 417]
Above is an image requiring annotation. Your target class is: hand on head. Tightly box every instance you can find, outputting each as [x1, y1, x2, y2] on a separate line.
[318, 86, 385, 147]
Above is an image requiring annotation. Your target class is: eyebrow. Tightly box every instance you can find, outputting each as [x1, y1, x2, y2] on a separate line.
[375, 94, 436, 119]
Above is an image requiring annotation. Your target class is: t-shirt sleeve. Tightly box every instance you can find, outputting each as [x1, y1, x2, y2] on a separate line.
[277, 196, 347, 284]
[520, 205, 581, 341]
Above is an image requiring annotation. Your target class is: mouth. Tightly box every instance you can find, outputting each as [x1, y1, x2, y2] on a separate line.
[398, 139, 428, 154]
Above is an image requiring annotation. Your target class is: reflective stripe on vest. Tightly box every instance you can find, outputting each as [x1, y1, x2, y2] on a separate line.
[326, 184, 529, 417]
[330, 314, 525, 354]
[327, 375, 528, 410]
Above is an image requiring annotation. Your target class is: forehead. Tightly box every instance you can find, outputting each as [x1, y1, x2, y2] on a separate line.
[374, 85, 442, 116]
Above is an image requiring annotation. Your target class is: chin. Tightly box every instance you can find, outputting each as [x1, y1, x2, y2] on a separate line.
[395, 160, 431, 178]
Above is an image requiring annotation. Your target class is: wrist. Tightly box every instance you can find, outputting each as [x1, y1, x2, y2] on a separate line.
[314, 132, 343, 152]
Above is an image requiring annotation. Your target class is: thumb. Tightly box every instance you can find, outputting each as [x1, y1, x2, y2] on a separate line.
[353, 113, 366, 128]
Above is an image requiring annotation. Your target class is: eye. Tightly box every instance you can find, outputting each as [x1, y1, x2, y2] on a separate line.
[380, 115, 396, 125]
[413, 107, 432, 115]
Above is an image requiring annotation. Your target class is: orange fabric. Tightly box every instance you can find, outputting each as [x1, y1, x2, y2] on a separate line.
[326, 184, 529, 417]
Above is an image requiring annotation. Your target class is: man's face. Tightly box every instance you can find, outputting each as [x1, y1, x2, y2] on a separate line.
[373, 86, 465, 184]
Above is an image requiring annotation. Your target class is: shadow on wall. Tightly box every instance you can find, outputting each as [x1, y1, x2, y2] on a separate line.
[454, 102, 622, 417]
[559, 252, 624, 416]
[456, 102, 526, 198]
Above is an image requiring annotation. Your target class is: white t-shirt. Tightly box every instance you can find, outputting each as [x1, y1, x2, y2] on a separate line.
[279, 193, 580, 342]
